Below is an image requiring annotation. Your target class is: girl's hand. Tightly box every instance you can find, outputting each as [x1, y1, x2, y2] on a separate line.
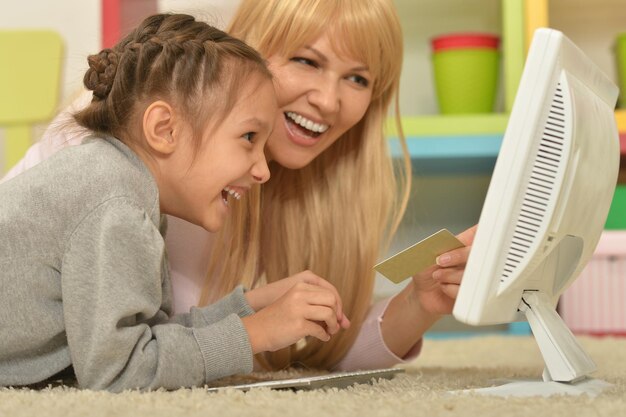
[241, 280, 350, 354]
[245, 270, 348, 326]
[410, 225, 477, 316]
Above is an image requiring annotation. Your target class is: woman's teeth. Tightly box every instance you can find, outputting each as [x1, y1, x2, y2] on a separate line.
[286, 112, 329, 133]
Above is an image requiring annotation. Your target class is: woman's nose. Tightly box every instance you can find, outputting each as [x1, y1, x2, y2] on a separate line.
[308, 76, 340, 114]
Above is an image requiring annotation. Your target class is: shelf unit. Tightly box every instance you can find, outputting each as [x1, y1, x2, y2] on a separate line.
[391, 0, 626, 174]
[390, 0, 524, 175]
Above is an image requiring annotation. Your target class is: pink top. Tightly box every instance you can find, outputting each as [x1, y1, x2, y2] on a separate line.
[1, 91, 422, 370]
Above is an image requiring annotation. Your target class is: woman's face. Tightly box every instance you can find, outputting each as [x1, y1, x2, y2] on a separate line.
[265, 32, 374, 169]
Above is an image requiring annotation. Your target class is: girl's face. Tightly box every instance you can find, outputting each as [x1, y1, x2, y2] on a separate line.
[265, 32, 374, 169]
[164, 75, 276, 232]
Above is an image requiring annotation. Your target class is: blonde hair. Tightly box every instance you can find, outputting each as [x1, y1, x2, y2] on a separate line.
[200, 0, 411, 369]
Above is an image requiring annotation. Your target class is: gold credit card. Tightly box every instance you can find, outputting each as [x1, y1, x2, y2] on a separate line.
[374, 229, 465, 284]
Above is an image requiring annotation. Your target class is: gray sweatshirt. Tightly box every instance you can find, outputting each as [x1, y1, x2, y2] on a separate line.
[0, 136, 254, 391]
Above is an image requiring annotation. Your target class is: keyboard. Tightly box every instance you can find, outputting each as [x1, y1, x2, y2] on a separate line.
[206, 367, 404, 392]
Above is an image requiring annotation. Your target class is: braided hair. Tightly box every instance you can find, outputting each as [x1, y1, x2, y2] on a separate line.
[75, 14, 271, 148]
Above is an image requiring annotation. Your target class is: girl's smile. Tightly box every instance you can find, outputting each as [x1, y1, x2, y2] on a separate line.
[221, 185, 247, 206]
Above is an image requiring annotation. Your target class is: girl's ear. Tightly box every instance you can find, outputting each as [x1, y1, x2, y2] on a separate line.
[143, 100, 178, 154]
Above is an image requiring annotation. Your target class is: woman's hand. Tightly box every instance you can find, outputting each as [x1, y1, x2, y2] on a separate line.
[379, 225, 477, 358]
[410, 225, 477, 316]
[241, 280, 350, 354]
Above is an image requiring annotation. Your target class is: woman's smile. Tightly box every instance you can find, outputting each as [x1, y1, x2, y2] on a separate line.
[283, 111, 330, 147]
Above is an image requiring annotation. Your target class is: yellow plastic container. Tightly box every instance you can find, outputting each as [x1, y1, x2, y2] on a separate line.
[616, 33, 626, 109]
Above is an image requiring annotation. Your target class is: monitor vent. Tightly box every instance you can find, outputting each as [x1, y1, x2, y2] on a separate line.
[501, 84, 566, 283]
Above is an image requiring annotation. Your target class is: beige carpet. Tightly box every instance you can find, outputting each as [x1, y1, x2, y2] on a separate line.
[2, 335, 625, 417]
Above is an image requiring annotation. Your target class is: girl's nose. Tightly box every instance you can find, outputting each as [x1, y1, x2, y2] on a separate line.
[252, 156, 270, 184]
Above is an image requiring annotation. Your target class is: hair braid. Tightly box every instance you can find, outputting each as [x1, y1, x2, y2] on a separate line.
[74, 13, 271, 146]
[83, 49, 119, 100]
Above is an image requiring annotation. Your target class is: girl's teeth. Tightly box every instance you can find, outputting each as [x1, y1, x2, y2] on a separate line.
[223, 186, 241, 200]
[286, 112, 329, 133]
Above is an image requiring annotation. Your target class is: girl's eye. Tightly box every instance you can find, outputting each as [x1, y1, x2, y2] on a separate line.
[291, 56, 318, 68]
[348, 74, 370, 88]
[243, 132, 256, 142]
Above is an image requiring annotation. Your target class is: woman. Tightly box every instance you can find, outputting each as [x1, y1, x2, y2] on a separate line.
[2, 0, 474, 372]
[207, 0, 476, 371]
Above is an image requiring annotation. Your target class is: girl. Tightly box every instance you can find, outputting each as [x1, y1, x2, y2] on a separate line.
[3, 1, 475, 372]
[0, 13, 348, 392]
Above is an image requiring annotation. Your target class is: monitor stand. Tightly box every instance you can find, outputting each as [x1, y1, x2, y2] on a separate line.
[452, 291, 612, 397]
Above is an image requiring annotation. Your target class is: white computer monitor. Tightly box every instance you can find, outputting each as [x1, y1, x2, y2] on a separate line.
[453, 28, 620, 395]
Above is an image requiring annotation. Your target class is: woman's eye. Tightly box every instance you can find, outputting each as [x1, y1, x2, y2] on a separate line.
[243, 132, 256, 142]
[348, 74, 369, 87]
[291, 56, 318, 68]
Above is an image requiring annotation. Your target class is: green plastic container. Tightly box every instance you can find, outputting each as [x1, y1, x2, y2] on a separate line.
[605, 185, 626, 230]
[431, 33, 500, 114]
[616, 33, 626, 109]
